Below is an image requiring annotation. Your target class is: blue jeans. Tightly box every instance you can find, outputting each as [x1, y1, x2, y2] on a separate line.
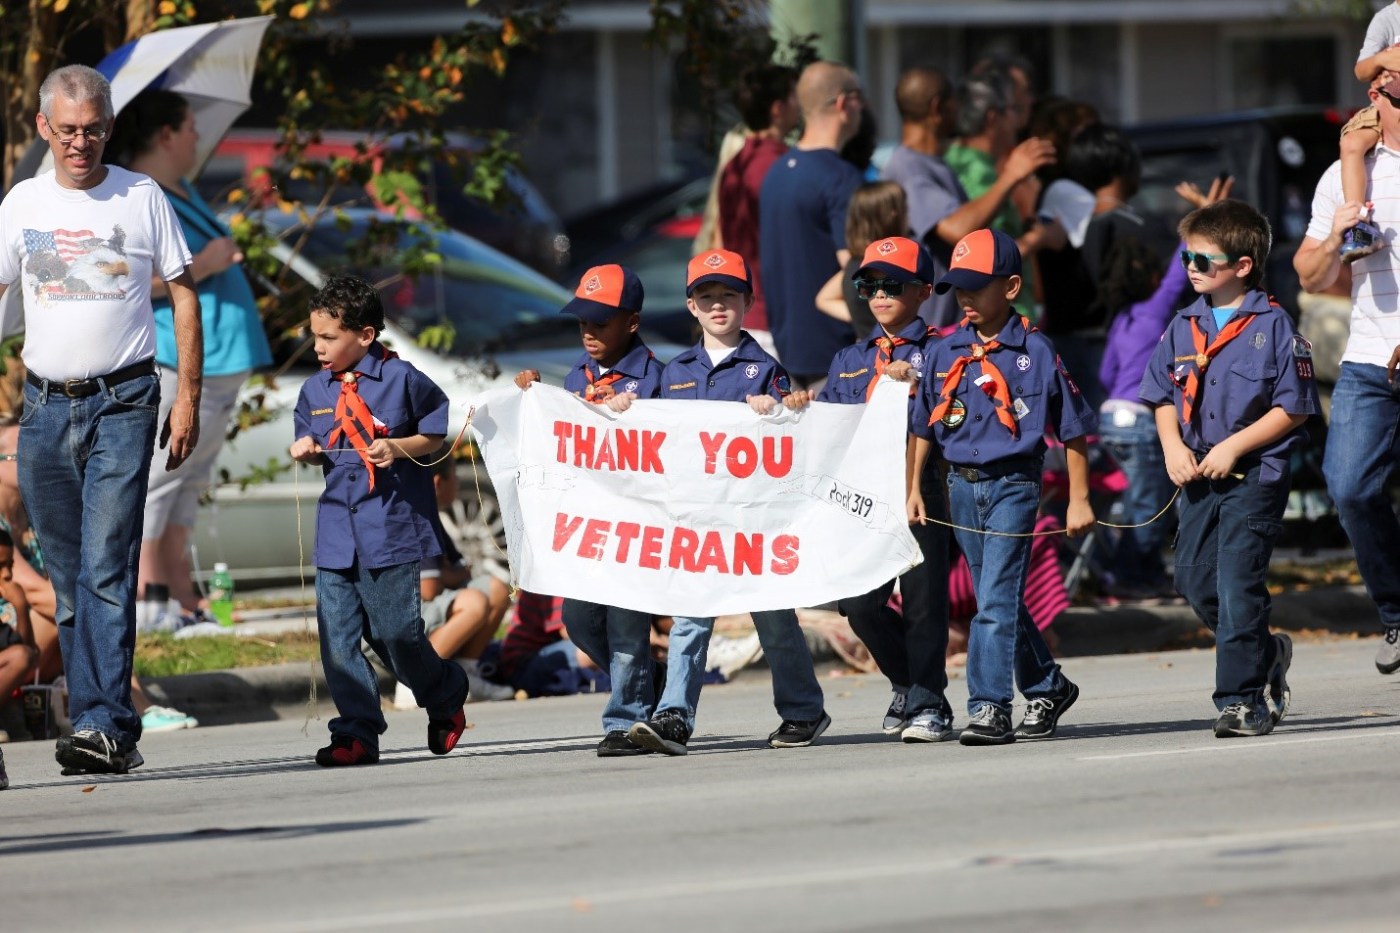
[316, 560, 467, 750]
[1324, 362, 1400, 629]
[947, 467, 1064, 714]
[1098, 402, 1175, 588]
[18, 372, 159, 746]
[1174, 466, 1288, 709]
[838, 465, 951, 720]
[661, 609, 824, 731]
[562, 598, 654, 734]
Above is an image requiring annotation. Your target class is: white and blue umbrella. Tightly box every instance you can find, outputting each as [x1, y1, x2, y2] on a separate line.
[12, 15, 273, 184]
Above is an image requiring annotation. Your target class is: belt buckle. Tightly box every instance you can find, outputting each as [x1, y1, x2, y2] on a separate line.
[61, 378, 85, 397]
[957, 466, 980, 482]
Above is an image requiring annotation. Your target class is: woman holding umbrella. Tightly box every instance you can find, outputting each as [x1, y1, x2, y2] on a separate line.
[109, 89, 272, 628]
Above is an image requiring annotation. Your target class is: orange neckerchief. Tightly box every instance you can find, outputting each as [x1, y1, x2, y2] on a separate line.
[1181, 313, 1257, 424]
[866, 335, 910, 401]
[583, 366, 626, 402]
[929, 319, 1028, 436]
[329, 372, 382, 490]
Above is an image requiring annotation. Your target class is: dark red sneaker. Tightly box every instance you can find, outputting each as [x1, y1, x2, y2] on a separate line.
[428, 707, 467, 756]
[315, 734, 379, 767]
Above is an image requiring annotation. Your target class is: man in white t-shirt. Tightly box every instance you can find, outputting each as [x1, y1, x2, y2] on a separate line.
[1295, 70, 1400, 678]
[0, 65, 201, 776]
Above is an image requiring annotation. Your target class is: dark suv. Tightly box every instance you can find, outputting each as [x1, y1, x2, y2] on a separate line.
[1125, 106, 1350, 313]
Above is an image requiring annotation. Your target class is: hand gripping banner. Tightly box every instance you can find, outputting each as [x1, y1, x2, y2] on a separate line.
[469, 380, 923, 617]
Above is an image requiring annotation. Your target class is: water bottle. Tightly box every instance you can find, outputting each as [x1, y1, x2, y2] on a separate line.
[208, 562, 235, 628]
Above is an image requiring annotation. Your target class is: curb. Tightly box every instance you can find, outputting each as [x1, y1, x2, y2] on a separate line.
[141, 585, 1384, 726]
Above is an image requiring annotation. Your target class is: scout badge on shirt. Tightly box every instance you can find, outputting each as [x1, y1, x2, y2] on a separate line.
[1012, 397, 1031, 421]
[1016, 354, 1031, 372]
[942, 398, 967, 428]
[1054, 354, 1080, 395]
[744, 363, 759, 379]
[1293, 335, 1314, 380]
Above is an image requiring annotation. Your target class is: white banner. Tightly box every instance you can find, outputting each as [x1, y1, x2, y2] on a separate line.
[469, 380, 922, 617]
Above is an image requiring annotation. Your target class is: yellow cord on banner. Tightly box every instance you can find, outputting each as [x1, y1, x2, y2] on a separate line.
[921, 485, 1184, 539]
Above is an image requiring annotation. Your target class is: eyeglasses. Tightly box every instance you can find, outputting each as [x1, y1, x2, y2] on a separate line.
[825, 87, 864, 107]
[1378, 87, 1400, 109]
[854, 278, 919, 299]
[46, 123, 107, 145]
[1179, 250, 1239, 274]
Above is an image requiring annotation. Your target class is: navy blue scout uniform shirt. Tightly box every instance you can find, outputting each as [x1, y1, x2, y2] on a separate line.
[818, 317, 941, 435]
[913, 315, 1097, 464]
[1139, 288, 1318, 485]
[294, 341, 450, 571]
[563, 335, 664, 400]
[661, 331, 790, 402]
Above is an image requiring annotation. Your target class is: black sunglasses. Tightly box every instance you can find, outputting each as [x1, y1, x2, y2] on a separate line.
[1379, 87, 1400, 108]
[1178, 249, 1239, 274]
[854, 278, 921, 299]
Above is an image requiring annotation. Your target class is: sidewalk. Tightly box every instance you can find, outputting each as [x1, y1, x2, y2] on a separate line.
[141, 584, 1386, 728]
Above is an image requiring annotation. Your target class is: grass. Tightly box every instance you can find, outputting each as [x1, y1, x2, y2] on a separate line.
[134, 631, 321, 678]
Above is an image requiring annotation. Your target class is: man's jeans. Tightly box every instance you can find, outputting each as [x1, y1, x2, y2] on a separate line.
[947, 467, 1064, 715]
[317, 560, 467, 750]
[1098, 400, 1175, 588]
[18, 372, 159, 747]
[1173, 466, 1287, 709]
[839, 465, 951, 720]
[1324, 362, 1400, 629]
[662, 609, 824, 731]
[562, 598, 654, 734]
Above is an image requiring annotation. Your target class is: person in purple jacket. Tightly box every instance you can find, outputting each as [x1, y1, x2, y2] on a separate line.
[1096, 178, 1233, 598]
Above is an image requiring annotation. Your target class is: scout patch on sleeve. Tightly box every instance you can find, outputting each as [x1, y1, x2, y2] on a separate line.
[1055, 354, 1081, 394]
[773, 374, 791, 396]
[1292, 335, 1312, 358]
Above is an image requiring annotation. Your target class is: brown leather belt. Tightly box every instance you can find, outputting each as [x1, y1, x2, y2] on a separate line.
[27, 359, 156, 398]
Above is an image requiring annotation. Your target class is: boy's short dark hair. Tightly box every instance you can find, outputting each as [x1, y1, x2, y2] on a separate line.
[1065, 123, 1140, 196]
[735, 63, 798, 132]
[308, 275, 385, 335]
[1178, 200, 1273, 290]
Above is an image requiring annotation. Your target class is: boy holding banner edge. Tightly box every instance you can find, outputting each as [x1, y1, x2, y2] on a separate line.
[786, 236, 954, 742]
[608, 249, 830, 754]
[514, 264, 666, 757]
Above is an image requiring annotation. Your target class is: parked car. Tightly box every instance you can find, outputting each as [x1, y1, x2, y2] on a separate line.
[191, 207, 684, 585]
[198, 129, 571, 277]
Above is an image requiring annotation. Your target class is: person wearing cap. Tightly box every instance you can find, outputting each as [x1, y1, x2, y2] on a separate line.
[606, 249, 830, 755]
[1296, 68, 1400, 681]
[787, 236, 955, 742]
[514, 264, 665, 757]
[909, 228, 1093, 745]
[1144, 200, 1316, 738]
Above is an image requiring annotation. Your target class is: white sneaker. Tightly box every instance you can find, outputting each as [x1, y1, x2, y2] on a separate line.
[705, 631, 764, 680]
[455, 659, 515, 702]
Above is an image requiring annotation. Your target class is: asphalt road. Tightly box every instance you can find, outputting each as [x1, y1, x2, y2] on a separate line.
[3, 637, 1399, 933]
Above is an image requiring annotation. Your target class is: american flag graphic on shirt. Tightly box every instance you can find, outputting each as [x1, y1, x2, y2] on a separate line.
[20, 225, 129, 301]
[23, 227, 94, 262]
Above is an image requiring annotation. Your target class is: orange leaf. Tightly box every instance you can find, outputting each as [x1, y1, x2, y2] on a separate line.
[81, 785, 96, 793]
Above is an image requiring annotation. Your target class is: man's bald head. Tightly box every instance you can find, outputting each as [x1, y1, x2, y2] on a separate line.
[895, 67, 950, 123]
[796, 61, 860, 119]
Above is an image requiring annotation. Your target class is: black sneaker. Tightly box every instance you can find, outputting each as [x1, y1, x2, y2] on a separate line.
[768, 711, 831, 748]
[315, 733, 380, 766]
[1015, 678, 1080, 740]
[1214, 701, 1275, 738]
[628, 711, 691, 756]
[56, 729, 145, 775]
[596, 730, 649, 757]
[959, 704, 1015, 745]
[881, 690, 909, 735]
[0, 747, 8, 790]
[1376, 627, 1400, 675]
[1268, 633, 1293, 724]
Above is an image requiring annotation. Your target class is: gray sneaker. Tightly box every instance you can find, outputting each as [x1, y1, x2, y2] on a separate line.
[55, 729, 144, 775]
[1268, 633, 1293, 723]
[1377, 627, 1400, 675]
[959, 704, 1015, 745]
[881, 689, 910, 735]
[1214, 701, 1274, 738]
[901, 710, 954, 743]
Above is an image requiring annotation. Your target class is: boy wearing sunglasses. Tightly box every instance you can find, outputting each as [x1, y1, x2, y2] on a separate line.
[610, 249, 829, 754]
[784, 237, 955, 742]
[1140, 200, 1318, 738]
[906, 229, 1093, 745]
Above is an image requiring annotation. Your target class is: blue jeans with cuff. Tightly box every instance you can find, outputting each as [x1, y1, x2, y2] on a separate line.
[947, 465, 1064, 715]
[562, 598, 655, 734]
[317, 560, 468, 750]
[18, 371, 159, 748]
[1098, 400, 1175, 589]
[1323, 362, 1400, 630]
[1173, 466, 1288, 709]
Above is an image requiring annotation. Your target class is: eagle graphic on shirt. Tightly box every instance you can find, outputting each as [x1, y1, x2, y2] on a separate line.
[21, 225, 129, 302]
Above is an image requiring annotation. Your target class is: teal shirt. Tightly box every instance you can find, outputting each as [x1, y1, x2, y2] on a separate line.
[943, 143, 1036, 318]
[152, 181, 272, 377]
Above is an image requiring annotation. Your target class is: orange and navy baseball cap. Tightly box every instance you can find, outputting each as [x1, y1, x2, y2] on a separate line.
[561, 264, 645, 324]
[854, 236, 935, 284]
[686, 249, 753, 297]
[934, 228, 1023, 294]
